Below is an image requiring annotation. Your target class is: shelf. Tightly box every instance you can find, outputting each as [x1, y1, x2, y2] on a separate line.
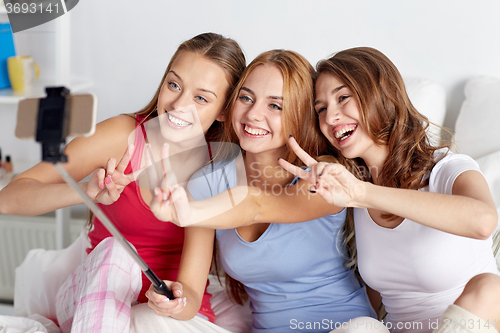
[0, 80, 93, 104]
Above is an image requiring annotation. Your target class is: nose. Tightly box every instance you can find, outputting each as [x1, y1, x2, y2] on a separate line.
[246, 102, 265, 122]
[325, 105, 341, 126]
[170, 92, 192, 112]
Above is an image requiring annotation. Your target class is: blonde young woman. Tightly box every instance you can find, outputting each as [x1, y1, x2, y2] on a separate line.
[146, 50, 376, 333]
[279, 47, 500, 333]
[0, 33, 245, 332]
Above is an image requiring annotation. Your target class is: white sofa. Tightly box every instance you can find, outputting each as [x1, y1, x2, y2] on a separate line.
[405, 75, 500, 265]
[2, 76, 500, 332]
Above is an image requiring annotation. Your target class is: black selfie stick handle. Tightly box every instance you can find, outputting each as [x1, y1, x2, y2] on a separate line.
[145, 269, 176, 299]
[36, 87, 175, 299]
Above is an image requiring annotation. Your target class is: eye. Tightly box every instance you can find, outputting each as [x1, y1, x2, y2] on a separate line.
[195, 96, 207, 103]
[316, 107, 327, 114]
[338, 95, 350, 103]
[238, 95, 252, 103]
[269, 103, 282, 111]
[169, 82, 180, 90]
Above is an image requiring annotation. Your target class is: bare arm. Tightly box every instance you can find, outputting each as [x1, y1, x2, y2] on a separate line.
[359, 170, 497, 239]
[145, 226, 215, 320]
[150, 178, 344, 229]
[0, 115, 135, 216]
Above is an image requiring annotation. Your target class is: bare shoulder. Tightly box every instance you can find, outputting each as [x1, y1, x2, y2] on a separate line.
[68, 114, 136, 155]
[95, 114, 137, 135]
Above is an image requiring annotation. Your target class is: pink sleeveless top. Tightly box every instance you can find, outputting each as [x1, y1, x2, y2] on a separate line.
[87, 115, 214, 321]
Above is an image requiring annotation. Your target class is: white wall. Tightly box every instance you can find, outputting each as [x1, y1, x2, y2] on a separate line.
[2, 0, 500, 163]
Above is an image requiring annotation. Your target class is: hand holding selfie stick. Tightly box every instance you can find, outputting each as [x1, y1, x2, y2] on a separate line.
[32, 87, 175, 299]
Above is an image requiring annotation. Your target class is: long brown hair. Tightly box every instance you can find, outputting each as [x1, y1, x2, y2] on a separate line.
[86, 33, 245, 230]
[317, 47, 451, 204]
[221, 49, 325, 304]
[316, 47, 451, 269]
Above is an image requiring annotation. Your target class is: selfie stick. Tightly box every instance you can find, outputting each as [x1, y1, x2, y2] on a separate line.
[36, 87, 175, 299]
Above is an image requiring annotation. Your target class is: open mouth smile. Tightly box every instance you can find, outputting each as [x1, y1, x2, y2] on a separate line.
[334, 124, 357, 142]
[167, 113, 192, 127]
[243, 124, 270, 137]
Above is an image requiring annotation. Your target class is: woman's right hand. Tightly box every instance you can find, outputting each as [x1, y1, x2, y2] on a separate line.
[145, 281, 187, 317]
[86, 144, 135, 205]
[148, 143, 192, 225]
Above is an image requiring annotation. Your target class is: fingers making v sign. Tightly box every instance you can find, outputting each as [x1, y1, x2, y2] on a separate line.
[278, 136, 366, 208]
[86, 144, 136, 205]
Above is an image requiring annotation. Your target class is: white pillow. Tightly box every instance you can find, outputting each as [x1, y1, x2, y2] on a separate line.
[455, 76, 500, 160]
[14, 231, 90, 319]
[404, 77, 447, 146]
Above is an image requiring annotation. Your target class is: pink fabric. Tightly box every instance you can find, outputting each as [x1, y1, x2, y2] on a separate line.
[55, 237, 142, 333]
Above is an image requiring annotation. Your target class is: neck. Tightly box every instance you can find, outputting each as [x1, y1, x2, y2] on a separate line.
[244, 149, 291, 189]
[362, 144, 389, 184]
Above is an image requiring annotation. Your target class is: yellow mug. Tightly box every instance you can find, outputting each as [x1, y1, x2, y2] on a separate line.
[7, 55, 40, 91]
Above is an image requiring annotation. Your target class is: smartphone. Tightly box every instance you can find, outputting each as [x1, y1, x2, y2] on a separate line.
[15, 93, 97, 140]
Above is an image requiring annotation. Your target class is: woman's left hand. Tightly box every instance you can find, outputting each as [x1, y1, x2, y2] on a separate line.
[278, 136, 366, 207]
[86, 144, 135, 205]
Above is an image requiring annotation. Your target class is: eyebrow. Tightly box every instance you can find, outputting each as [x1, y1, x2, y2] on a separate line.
[240, 87, 283, 101]
[314, 84, 346, 106]
[169, 70, 218, 98]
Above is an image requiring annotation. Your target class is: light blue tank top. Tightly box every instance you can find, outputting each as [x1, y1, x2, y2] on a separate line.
[188, 157, 376, 333]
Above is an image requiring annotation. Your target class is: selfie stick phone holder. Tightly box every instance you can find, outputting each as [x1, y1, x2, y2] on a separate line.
[35, 87, 175, 299]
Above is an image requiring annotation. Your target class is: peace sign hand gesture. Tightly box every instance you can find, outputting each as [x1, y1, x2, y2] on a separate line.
[86, 144, 136, 205]
[278, 136, 366, 208]
[148, 143, 191, 226]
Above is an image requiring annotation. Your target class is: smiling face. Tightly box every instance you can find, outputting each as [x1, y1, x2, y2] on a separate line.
[315, 73, 382, 163]
[156, 51, 230, 144]
[232, 64, 287, 156]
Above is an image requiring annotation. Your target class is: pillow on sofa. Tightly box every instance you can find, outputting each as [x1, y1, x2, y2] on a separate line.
[455, 76, 500, 160]
[404, 77, 447, 146]
[476, 149, 500, 214]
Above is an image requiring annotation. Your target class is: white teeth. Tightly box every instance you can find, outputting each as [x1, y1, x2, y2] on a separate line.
[244, 125, 269, 136]
[334, 125, 356, 139]
[168, 113, 191, 127]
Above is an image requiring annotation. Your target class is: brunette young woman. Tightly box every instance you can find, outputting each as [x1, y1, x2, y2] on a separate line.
[279, 47, 500, 333]
[0, 32, 245, 333]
